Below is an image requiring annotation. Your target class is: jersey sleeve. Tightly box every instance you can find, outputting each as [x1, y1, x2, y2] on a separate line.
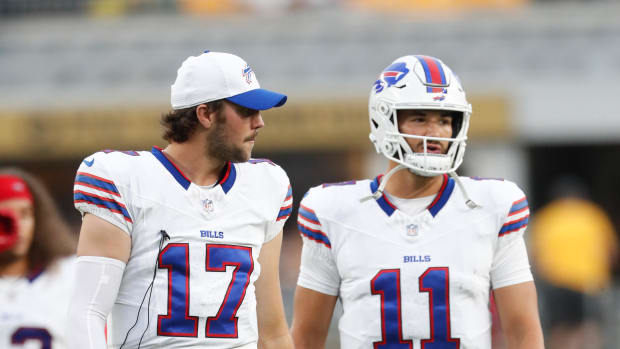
[490, 183, 533, 289]
[264, 167, 292, 242]
[73, 152, 134, 236]
[296, 190, 340, 296]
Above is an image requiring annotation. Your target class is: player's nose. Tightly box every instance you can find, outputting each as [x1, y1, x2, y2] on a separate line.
[425, 122, 442, 137]
[252, 113, 265, 129]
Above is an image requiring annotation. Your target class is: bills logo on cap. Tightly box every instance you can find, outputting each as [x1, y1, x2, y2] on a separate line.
[373, 62, 410, 93]
[242, 64, 253, 84]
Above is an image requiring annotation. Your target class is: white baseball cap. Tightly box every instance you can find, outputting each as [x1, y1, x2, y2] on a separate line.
[171, 51, 287, 110]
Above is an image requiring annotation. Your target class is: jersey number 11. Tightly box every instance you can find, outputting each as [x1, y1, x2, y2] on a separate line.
[371, 267, 460, 349]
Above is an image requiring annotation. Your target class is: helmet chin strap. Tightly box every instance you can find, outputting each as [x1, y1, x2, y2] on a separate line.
[360, 164, 407, 202]
[448, 171, 480, 209]
[361, 165, 480, 210]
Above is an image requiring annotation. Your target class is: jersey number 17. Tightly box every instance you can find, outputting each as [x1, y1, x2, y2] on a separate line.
[157, 243, 253, 338]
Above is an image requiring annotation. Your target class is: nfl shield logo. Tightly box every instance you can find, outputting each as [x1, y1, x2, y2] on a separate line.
[406, 224, 418, 237]
[202, 198, 214, 213]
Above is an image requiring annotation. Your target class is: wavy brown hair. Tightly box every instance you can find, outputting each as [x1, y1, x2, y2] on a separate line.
[160, 100, 224, 143]
[0, 168, 76, 272]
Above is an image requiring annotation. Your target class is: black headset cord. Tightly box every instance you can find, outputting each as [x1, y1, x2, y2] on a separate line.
[119, 230, 169, 349]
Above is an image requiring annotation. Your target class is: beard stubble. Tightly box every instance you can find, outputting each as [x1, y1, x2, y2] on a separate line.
[206, 112, 251, 163]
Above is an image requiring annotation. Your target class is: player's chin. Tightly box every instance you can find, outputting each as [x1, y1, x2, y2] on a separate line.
[0, 249, 19, 265]
[244, 141, 255, 154]
[230, 145, 253, 163]
[10, 240, 30, 257]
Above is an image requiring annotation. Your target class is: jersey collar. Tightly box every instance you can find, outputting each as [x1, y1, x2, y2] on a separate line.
[427, 174, 455, 217]
[218, 161, 237, 194]
[27, 266, 45, 283]
[370, 175, 397, 216]
[370, 173, 455, 218]
[151, 146, 236, 193]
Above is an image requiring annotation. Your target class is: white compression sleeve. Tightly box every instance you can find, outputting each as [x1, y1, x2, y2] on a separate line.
[67, 256, 126, 349]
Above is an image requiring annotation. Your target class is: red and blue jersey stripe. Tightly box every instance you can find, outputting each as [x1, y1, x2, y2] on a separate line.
[75, 172, 121, 197]
[298, 204, 331, 248]
[508, 197, 528, 216]
[298, 204, 320, 225]
[499, 215, 529, 237]
[73, 189, 133, 223]
[499, 197, 530, 237]
[277, 185, 293, 222]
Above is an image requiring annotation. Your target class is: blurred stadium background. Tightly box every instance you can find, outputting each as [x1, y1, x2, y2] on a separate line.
[1, 0, 619, 347]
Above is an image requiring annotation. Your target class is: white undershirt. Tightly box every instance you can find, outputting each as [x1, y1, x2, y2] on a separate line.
[199, 182, 217, 190]
[383, 192, 435, 216]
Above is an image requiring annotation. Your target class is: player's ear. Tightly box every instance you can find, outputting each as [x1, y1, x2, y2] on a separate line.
[196, 103, 216, 129]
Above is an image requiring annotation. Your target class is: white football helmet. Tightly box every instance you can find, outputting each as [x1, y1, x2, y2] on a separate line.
[369, 55, 472, 177]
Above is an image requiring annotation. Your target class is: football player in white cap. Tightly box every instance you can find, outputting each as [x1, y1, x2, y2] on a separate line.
[291, 55, 544, 349]
[68, 51, 294, 349]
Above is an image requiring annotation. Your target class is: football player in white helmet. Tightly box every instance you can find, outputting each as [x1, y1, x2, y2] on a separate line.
[0, 168, 76, 349]
[368, 55, 470, 179]
[291, 55, 544, 349]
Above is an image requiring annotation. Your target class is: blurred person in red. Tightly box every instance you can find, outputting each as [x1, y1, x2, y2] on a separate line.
[530, 176, 618, 349]
[0, 168, 76, 348]
[0, 209, 18, 252]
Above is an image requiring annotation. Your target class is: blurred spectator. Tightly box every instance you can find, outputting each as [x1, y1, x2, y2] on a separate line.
[177, 0, 242, 15]
[0, 0, 88, 16]
[0, 168, 76, 348]
[529, 176, 618, 349]
[347, 0, 527, 12]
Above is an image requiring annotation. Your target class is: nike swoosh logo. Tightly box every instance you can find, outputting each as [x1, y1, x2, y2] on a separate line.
[83, 158, 95, 167]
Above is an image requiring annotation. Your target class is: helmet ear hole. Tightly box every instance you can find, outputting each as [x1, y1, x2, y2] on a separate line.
[378, 102, 391, 117]
[451, 111, 463, 138]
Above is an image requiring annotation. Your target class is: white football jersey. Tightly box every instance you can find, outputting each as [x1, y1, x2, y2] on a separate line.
[0, 257, 75, 349]
[297, 175, 532, 349]
[74, 147, 292, 349]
